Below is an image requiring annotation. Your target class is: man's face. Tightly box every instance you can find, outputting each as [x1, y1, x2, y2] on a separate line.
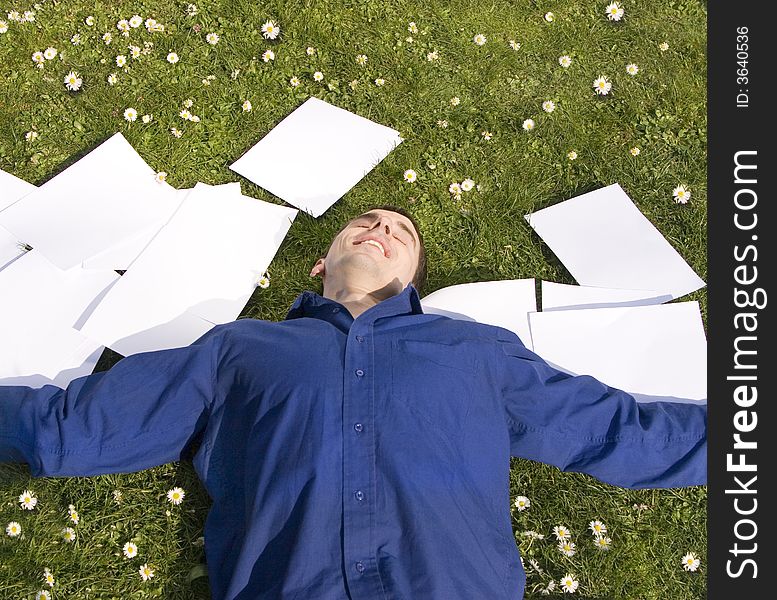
[312, 209, 421, 293]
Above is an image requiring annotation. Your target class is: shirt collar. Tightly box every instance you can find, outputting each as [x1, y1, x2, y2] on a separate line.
[286, 284, 424, 326]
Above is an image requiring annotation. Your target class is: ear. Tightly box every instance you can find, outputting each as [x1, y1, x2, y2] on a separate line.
[310, 258, 325, 278]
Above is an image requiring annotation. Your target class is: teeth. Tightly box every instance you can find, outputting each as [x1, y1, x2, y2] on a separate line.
[361, 239, 385, 256]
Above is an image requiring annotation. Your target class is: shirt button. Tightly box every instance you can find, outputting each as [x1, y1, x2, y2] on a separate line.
[355, 561, 365, 573]
[332, 307, 340, 313]
[355, 369, 364, 377]
[356, 335, 364, 343]
[354, 422, 363, 433]
[354, 490, 365, 501]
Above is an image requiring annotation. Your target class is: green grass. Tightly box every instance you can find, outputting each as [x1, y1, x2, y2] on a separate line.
[0, 0, 707, 598]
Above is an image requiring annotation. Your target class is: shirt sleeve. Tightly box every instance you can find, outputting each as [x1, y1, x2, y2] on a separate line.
[0, 325, 226, 478]
[496, 330, 706, 489]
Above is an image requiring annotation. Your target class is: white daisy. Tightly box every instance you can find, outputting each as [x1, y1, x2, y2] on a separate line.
[0, 21, 8, 34]
[559, 55, 572, 68]
[355, 54, 368, 66]
[349, 79, 359, 89]
[374, 78, 385, 86]
[542, 100, 555, 113]
[408, 22, 418, 34]
[606, 3, 625, 21]
[68, 505, 79, 524]
[155, 172, 167, 184]
[513, 496, 530, 511]
[186, 4, 199, 16]
[522, 118, 535, 131]
[630, 146, 640, 156]
[242, 100, 252, 112]
[25, 131, 38, 142]
[567, 150, 578, 160]
[19, 490, 38, 510]
[509, 40, 520, 50]
[85, 16, 95, 26]
[589, 520, 607, 535]
[167, 487, 186, 505]
[64, 71, 83, 91]
[482, 130, 493, 140]
[262, 49, 275, 62]
[139, 563, 155, 581]
[594, 535, 612, 550]
[659, 41, 669, 51]
[123, 541, 139, 558]
[461, 178, 475, 192]
[313, 71, 324, 81]
[206, 32, 219, 45]
[257, 274, 270, 289]
[179, 109, 192, 120]
[473, 33, 487, 46]
[593, 75, 612, 95]
[558, 540, 576, 557]
[171, 127, 183, 138]
[544, 12, 554, 22]
[62, 527, 76, 542]
[449, 182, 462, 196]
[437, 119, 448, 128]
[560, 574, 579, 593]
[6, 521, 22, 537]
[450, 96, 460, 106]
[32, 51, 45, 65]
[124, 108, 138, 122]
[290, 76, 300, 87]
[673, 184, 691, 204]
[403, 169, 417, 183]
[7, 11, 21, 22]
[43, 47, 57, 60]
[129, 15, 142, 28]
[43, 568, 55, 587]
[426, 50, 439, 61]
[261, 20, 280, 40]
[108, 73, 118, 85]
[306, 46, 316, 56]
[103, 32, 113, 44]
[129, 45, 141, 59]
[35, 591, 51, 600]
[167, 52, 179, 64]
[117, 19, 129, 33]
[682, 552, 701, 572]
[116, 55, 127, 67]
[22, 10, 35, 22]
[626, 63, 639, 75]
[183, 98, 194, 108]
[552, 525, 571, 541]
[70, 33, 82, 45]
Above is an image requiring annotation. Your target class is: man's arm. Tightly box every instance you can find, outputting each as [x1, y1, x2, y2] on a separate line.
[496, 330, 706, 489]
[0, 325, 226, 478]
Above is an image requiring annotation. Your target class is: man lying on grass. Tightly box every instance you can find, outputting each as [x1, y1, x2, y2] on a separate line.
[0, 205, 706, 600]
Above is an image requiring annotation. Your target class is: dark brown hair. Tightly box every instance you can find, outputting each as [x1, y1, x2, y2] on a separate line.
[324, 205, 427, 294]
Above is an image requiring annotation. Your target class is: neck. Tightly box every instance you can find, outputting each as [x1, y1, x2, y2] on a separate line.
[322, 281, 403, 319]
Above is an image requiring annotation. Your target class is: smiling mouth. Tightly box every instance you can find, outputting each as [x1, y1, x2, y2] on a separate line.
[357, 239, 387, 257]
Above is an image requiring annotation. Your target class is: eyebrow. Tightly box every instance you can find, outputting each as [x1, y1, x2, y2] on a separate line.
[356, 212, 417, 247]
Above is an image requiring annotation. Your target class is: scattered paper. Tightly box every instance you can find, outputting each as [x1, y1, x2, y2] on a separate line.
[421, 279, 537, 348]
[525, 183, 705, 300]
[1, 225, 26, 272]
[0, 133, 183, 270]
[78, 183, 297, 355]
[230, 97, 403, 217]
[0, 168, 36, 211]
[0, 250, 118, 388]
[528, 302, 707, 403]
[541, 281, 671, 311]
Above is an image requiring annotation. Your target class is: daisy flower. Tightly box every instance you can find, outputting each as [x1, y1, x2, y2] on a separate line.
[461, 178, 475, 192]
[68, 504, 79, 524]
[356, 54, 368, 66]
[450, 96, 460, 106]
[482, 130, 493, 140]
[261, 20, 280, 39]
[0, 21, 8, 34]
[103, 32, 113, 44]
[509, 40, 520, 50]
[117, 19, 130, 34]
[682, 552, 701, 572]
[544, 12, 554, 22]
[541, 580, 557, 595]
[142, 114, 153, 123]
[124, 108, 138, 122]
[61, 527, 76, 542]
[145, 18, 159, 32]
[167, 52, 179, 64]
[560, 574, 579, 593]
[129, 14, 142, 28]
[242, 100, 252, 112]
[139, 564, 155, 581]
[262, 49, 275, 62]
[659, 41, 669, 51]
[6, 521, 22, 537]
[116, 55, 127, 67]
[43, 47, 57, 60]
[167, 487, 186, 505]
[7, 11, 21, 22]
[408, 21, 418, 34]
[71, 33, 82, 45]
[179, 108, 192, 120]
[290, 76, 300, 87]
[593, 75, 612, 95]
[559, 55, 572, 68]
[108, 73, 118, 85]
[183, 98, 194, 108]
[521, 530, 545, 540]
[43, 568, 55, 587]
[567, 150, 578, 160]
[558, 540, 576, 557]
[306, 46, 316, 56]
[23, 10, 35, 22]
[513, 496, 530, 511]
[473, 33, 487, 46]
[403, 169, 417, 183]
[374, 78, 385, 86]
[630, 146, 640, 156]
[553, 525, 571, 541]
[449, 182, 462, 196]
[349, 79, 359, 89]
[313, 71, 324, 82]
[542, 100, 555, 113]
[594, 535, 612, 550]
[171, 127, 183, 138]
[426, 50, 439, 61]
[25, 131, 38, 142]
[673, 184, 691, 203]
[186, 3, 199, 16]
[19, 490, 38, 510]
[626, 63, 639, 75]
[32, 51, 45, 66]
[522, 118, 535, 131]
[589, 520, 607, 535]
[257, 274, 270, 289]
[206, 32, 219, 45]
[85, 16, 95, 26]
[123, 541, 139, 558]
[606, 2, 625, 21]
[35, 591, 51, 600]
[129, 45, 141, 59]
[155, 172, 167, 184]
[437, 119, 448, 128]
[64, 71, 83, 91]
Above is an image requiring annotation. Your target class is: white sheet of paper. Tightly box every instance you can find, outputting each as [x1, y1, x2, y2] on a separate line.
[230, 97, 403, 217]
[421, 279, 537, 349]
[0, 250, 118, 388]
[525, 183, 705, 300]
[78, 183, 298, 355]
[0, 133, 183, 270]
[0, 168, 36, 211]
[541, 281, 672, 311]
[0, 225, 26, 271]
[528, 302, 707, 403]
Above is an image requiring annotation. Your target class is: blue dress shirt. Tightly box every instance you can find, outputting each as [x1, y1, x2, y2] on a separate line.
[0, 285, 706, 599]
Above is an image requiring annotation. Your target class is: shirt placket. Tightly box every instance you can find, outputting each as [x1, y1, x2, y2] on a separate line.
[342, 317, 385, 599]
